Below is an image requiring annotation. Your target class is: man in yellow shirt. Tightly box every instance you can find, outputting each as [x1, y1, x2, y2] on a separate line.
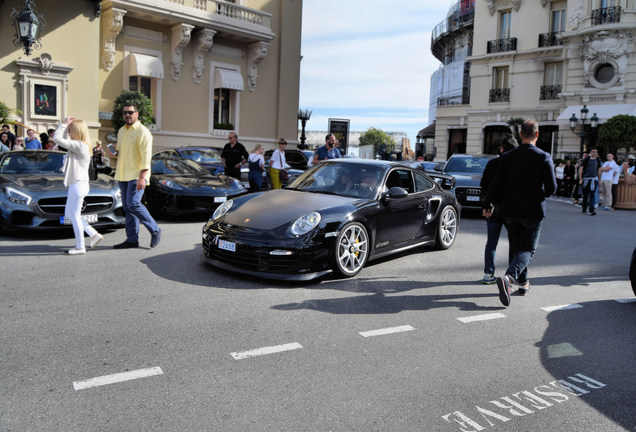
[111, 103, 160, 249]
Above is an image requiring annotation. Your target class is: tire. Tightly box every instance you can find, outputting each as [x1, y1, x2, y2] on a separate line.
[435, 205, 458, 250]
[332, 222, 369, 278]
[630, 246, 636, 297]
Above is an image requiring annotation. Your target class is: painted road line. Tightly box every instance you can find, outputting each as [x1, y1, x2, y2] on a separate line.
[73, 366, 163, 391]
[540, 304, 583, 312]
[359, 325, 415, 338]
[231, 342, 303, 360]
[615, 298, 636, 303]
[456, 313, 506, 323]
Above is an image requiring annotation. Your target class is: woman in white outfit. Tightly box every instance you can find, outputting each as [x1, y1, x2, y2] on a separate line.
[53, 116, 104, 255]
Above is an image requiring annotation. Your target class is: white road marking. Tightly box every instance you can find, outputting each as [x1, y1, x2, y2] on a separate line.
[615, 298, 636, 303]
[540, 304, 583, 312]
[73, 366, 163, 391]
[231, 342, 303, 360]
[456, 313, 506, 323]
[358, 325, 415, 338]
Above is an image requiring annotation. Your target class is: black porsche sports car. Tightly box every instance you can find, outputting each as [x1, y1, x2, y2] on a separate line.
[201, 159, 459, 281]
[143, 156, 248, 216]
[0, 151, 124, 231]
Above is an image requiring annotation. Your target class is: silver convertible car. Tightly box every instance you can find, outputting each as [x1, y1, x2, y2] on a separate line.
[0, 151, 125, 231]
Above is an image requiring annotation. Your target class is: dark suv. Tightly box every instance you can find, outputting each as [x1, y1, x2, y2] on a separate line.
[436, 154, 495, 210]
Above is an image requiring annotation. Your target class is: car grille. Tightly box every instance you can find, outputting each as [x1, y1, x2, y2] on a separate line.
[203, 236, 299, 272]
[38, 196, 114, 216]
[454, 187, 481, 206]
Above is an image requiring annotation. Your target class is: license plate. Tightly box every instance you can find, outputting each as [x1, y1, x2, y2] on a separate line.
[60, 214, 98, 225]
[218, 239, 236, 252]
[214, 196, 227, 203]
[466, 196, 480, 202]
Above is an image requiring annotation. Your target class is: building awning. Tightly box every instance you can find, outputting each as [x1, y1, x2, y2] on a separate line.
[418, 122, 436, 138]
[557, 104, 636, 124]
[129, 53, 164, 79]
[214, 68, 244, 91]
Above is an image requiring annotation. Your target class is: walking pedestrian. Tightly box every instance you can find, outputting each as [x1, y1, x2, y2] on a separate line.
[269, 138, 288, 189]
[221, 132, 248, 180]
[108, 102, 161, 249]
[247, 143, 265, 192]
[486, 119, 556, 306]
[52, 116, 104, 255]
[579, 148, 602, 215]
[480, 135, 517, 284]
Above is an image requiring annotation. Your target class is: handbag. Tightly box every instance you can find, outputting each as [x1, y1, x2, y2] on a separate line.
[88, 159, 98, 181]
[278, 150, 288, 181]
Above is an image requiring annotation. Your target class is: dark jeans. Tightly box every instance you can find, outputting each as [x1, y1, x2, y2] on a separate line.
[611, 183, 618, 208]
[581, 178, 598, 211]
[503, 217, 542, 284]
[484, 213, 513, 275]
[119, 180, 159, 243]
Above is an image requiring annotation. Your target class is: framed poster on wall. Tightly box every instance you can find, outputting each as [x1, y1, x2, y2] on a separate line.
[30, 80, 60, 120]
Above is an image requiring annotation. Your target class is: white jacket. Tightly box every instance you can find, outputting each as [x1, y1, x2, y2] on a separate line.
[52, 124, 91, 187]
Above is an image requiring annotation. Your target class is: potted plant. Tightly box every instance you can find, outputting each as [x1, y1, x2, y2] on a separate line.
[111, 90, 154, 132]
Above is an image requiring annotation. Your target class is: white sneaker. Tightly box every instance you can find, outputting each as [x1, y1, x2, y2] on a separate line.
[65, 248, 86, 255]
[89, 234, 104, 249]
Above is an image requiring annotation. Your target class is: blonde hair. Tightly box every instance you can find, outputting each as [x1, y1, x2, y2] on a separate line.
[253, 143, 263, 152]
[67, 119, 91, 151]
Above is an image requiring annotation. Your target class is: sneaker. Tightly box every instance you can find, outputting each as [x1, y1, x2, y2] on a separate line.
[65, 248, 86, 255]
[582, 207, 587, 213]
[518, 281, 531, 296]
[150, 227, 162, 248]
[602, 206, 610, 211]
[88, 233, 103, 249]
[590, 210, 596, 216]
[113, 241, 139, 249]
[482, 273, 496, 284]
[496, 275, 512, 307]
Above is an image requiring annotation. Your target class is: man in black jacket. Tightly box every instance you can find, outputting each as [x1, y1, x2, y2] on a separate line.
[486, 119, 557, 306]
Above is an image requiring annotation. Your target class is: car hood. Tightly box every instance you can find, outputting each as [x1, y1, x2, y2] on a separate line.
[155, 174, 241, 190]
[1, 174, 117, 192]
[224, 189, 356, 230]
[444, 172, 482, 187]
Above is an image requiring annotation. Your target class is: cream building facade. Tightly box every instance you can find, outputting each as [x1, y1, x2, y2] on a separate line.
[432, 0, 636, 160]
[0, 0, 303, 156]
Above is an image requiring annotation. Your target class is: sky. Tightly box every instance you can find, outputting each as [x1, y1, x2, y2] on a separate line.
[299, 0, 454, 145]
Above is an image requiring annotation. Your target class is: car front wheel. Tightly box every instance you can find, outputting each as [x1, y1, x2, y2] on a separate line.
[333, 222, 369, 278]
[435, 205, 457, 250]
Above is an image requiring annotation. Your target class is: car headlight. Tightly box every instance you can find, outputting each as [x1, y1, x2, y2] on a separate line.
[159, 179, 184, 190]
[114, 187, 121, 201]
[212, 199, 233, 220]
[290, 211, 321, 236]
[4, 187, 32, 205]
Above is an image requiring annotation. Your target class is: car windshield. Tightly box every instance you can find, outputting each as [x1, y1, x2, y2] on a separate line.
[151, 158, 209, 176]
[445, 157, 490, 173]
[0, 152, 64, 174]
[179, 149, 222, 163]
[289, 162, 385, 199]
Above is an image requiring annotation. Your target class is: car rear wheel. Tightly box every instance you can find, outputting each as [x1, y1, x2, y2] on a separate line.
[435, 205, 457, 250]
[333, 222, 369, 278]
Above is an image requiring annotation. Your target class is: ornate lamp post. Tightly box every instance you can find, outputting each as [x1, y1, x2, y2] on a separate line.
[569, 105, 599, 157]
[10, 0, 45, 56]
[297, 108, 312, 150]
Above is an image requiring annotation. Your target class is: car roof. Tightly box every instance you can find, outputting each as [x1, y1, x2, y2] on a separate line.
[448, 154, 496, 159]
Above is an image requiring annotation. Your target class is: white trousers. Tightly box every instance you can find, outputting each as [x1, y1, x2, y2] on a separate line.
[65, 181, 98, 250]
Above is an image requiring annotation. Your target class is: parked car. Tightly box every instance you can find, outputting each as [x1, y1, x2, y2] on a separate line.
[153, 147, 224, 175]
[201, 159, 459, 281]
[436, 154, 496, 210]
[402, 160, 456, 190]
[143, 156, 248, 217]
[0, 151, 124, 231]
[264, 149, 309, 171]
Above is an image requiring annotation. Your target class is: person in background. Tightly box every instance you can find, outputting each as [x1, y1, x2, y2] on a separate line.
[563, 159, 575, 198]
[312, 133, 342, 165]
[93, 140, 105, 165]
[269, 138, 287, 190]
[24, 129, 42, 149]
[2, 124, 15, 148]
[45, 138, 58, 150]
[0, 132, 12, 153]
[579, 148, 602, 215]
[12, 137, 24, 150]
[247, 143, 265, 192]
[221, 132, 249, 180]
[480, 135, 517, 285]
[599, 153, 619, 210]
[52, 116, 104, 255]
[555, 161, 565, 196]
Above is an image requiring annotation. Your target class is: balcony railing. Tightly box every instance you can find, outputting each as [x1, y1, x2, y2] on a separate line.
[540, 85, 561, 100]
[489, 88, 510, 103]
[592, 6, 621, 25]
[164, 0, 269, 26]
[538, 32, 563, 48]
[487, 38, 517, 54]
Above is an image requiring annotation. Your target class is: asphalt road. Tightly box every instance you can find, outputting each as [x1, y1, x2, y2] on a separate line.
[1, 198, 635, 432]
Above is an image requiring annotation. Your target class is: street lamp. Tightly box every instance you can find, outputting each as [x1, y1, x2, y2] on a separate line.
[10, 0, 45, 56]
[297, 108, 312, 150]
[569, 104, 599, 157]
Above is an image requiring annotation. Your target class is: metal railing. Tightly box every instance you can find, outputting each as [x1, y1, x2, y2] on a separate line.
[540, 85, 561, 100]
[489, 88, 510, 103]
[487, 37, 517, 54]
[538, 32, 563, 48]
[592, 6, 621, 25]
[164, 0, 269, 26]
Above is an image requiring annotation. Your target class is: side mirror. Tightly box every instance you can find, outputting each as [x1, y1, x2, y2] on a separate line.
[386, 186, 408, 199]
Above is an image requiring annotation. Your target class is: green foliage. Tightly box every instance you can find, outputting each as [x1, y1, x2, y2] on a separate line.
[597, 114, 636, 154]
[111, 90, 154, 132]
[0, 100, 21, 124]
[359, 127, 395, 157]
[507, 117, 524, 143]
[214, 122, 234, 130]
